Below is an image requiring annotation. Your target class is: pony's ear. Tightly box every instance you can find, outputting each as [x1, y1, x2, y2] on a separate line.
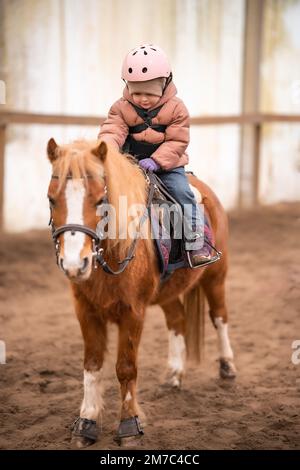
[92, 141, 107, 162]
[47, 138, 59, 162]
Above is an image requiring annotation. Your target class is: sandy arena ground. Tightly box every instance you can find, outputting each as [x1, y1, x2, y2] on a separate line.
[0, 203, 299, 450]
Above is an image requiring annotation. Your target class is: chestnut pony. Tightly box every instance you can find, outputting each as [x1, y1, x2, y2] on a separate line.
[47, 138, 236, 447]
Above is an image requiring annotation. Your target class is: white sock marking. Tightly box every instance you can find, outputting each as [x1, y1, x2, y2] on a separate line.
[80, 369, 104, 422]
[214, 317, 234, 359]
[168, 331, 186, 375]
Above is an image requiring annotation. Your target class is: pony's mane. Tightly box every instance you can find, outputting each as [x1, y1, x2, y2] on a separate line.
[53, 140, 150, 255]
[103, 144, 147, 218]
[53, 140, 105, 184]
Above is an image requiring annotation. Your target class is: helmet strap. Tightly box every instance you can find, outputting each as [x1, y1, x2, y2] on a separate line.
[162, 73, 173, 94]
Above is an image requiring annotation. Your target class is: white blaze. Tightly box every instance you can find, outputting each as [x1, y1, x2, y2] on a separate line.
[214, 317, 234, 359]
[64, 179, 85, 268]
[168, 331, 186, 375]
[80, 369, 104, 422]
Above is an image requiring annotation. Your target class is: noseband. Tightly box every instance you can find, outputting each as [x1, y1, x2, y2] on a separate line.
[49, 175, 155, 275]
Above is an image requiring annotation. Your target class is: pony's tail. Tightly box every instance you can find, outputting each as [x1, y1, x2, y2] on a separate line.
[183, 282, 205, 363]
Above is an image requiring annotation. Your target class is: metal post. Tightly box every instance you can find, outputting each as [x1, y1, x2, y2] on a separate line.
[0, 124, 5, 231]
[239, 0, 264, 207]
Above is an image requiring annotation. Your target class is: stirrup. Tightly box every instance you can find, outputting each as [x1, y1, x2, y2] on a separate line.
[186, 240, 222, 269]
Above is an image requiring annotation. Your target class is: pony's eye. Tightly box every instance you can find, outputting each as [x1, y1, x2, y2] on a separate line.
[48, 196, 56, 207]
[95, 198, 104, 207]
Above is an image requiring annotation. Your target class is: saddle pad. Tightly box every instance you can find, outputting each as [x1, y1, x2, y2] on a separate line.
[151, 204, 213, 277]
[146, 172, 214, 278]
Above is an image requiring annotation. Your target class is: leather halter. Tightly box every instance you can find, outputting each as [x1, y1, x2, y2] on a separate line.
[49, 174, 155, 275]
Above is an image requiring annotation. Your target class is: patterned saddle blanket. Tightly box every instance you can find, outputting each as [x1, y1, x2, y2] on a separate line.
[148, 173, 214, 279]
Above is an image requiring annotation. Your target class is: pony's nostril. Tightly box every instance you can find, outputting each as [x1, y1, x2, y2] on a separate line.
[80, 257, 89, 274]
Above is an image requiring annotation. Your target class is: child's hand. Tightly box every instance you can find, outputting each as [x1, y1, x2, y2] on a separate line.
[139, 158, 160, 172]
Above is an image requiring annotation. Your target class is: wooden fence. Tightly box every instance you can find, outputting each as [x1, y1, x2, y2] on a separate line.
[0, 111, 300, 231]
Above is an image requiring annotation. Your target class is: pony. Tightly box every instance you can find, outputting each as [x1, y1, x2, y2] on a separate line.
[46, 138, 236, 447]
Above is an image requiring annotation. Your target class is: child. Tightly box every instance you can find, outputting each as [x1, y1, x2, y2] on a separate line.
[98, 43, 212, 267]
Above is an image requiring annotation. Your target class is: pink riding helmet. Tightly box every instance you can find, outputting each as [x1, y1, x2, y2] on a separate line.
[121, 44, 171, 81]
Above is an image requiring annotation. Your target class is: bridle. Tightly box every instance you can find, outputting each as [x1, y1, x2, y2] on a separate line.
[49, 174, 155, 276]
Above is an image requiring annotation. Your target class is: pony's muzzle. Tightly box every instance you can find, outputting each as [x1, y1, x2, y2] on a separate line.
[60, 256, 90, 279]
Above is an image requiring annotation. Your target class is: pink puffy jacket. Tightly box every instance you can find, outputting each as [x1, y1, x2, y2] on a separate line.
[98, 82, 189, 170]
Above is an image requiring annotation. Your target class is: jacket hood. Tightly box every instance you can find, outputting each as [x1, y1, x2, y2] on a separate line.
[123, 81, 178, 109]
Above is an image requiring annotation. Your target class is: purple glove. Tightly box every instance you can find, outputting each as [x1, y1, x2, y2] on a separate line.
[139, 158, 160, 172]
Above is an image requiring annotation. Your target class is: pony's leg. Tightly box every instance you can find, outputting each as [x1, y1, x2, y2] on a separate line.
[72, 301, 107, 447]
[115, 306, 144, 443]
[202, 274, 237, 379]
[160, 299, 186, 388]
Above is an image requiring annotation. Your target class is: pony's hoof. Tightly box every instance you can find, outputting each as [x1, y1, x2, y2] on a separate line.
[118, 434, 144, 448]
[114, 416, 144, 446]
[169, 375, 182, 389]
[71, 435, 96, 448]
[165, 370, 183, 389]
[219, 358, 237, 379]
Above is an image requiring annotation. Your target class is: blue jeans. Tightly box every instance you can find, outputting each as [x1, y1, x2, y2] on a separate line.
[157, 167, 204, 249]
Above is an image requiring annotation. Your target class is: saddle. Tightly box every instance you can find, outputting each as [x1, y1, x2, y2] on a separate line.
[146, 172, 217, 280]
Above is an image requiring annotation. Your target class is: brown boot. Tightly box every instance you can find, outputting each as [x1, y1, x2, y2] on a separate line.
[190, 252, 211, 266]
[188, 243, 212, 267]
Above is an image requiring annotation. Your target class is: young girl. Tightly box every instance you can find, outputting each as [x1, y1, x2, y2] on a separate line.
[98, 43, 212, 267]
